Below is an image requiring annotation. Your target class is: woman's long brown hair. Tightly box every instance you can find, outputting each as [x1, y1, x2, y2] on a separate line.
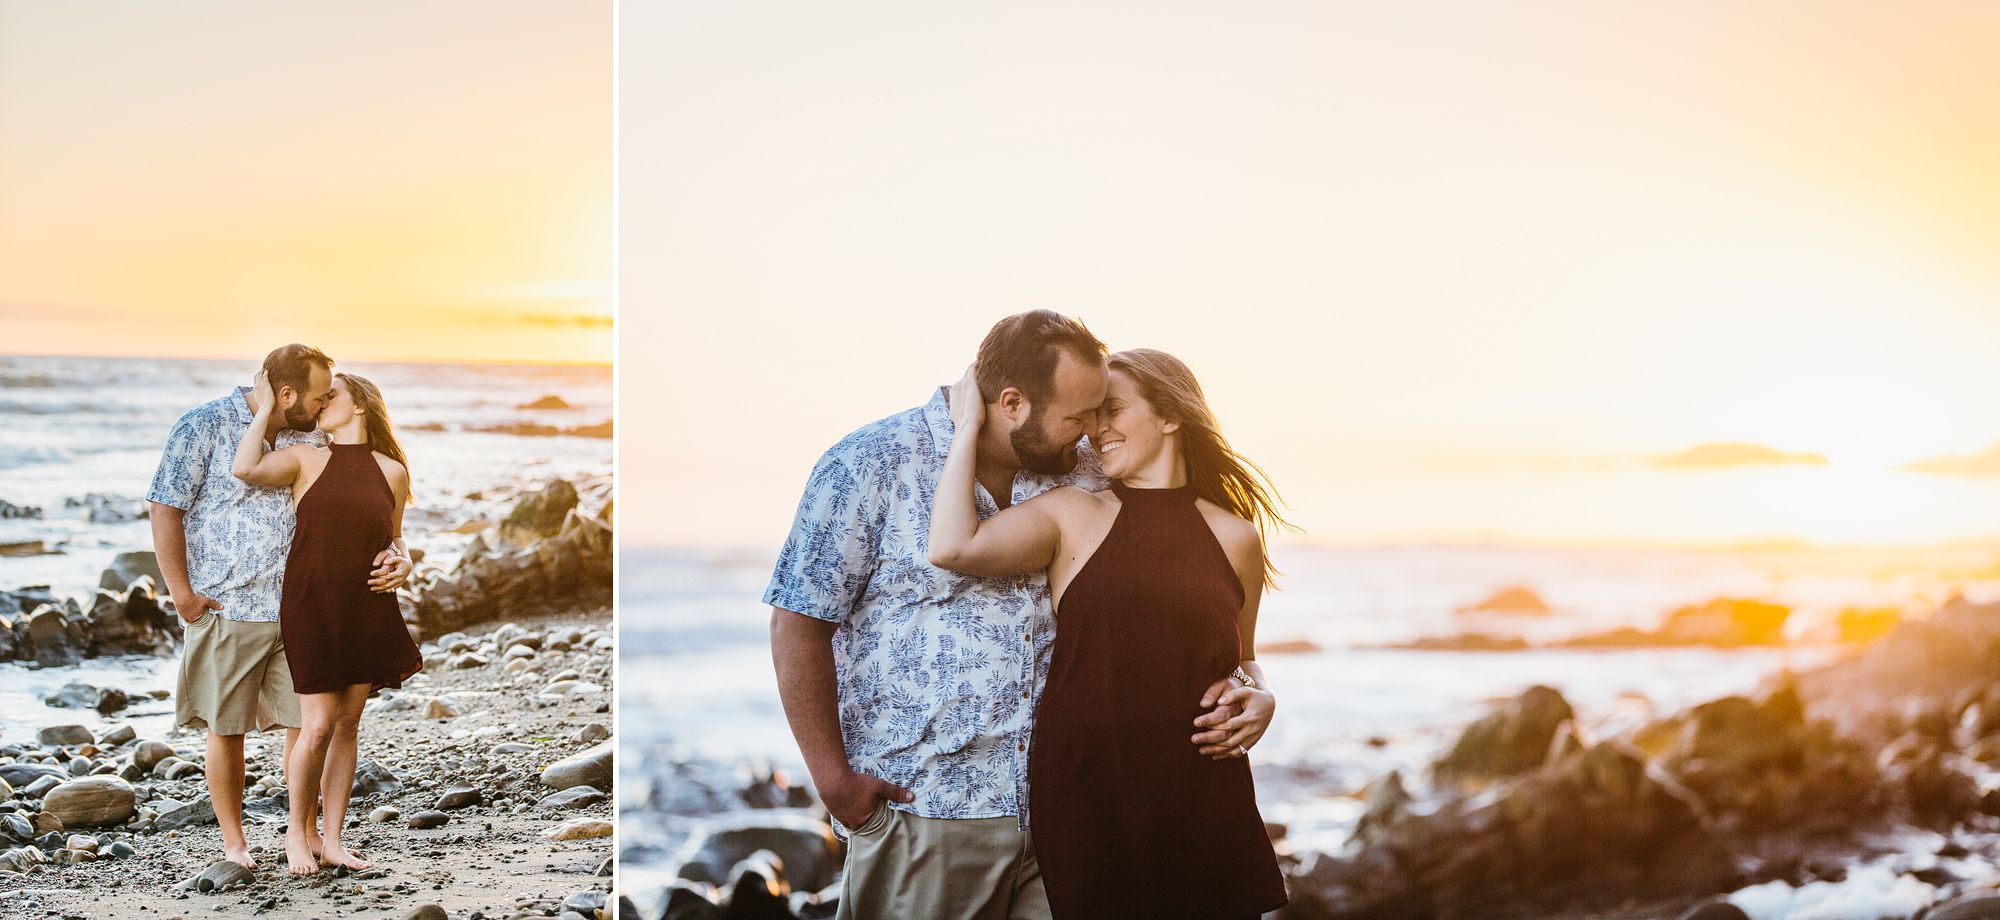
[337, 373, 412, 501]
[1108, 348, 1297, 586]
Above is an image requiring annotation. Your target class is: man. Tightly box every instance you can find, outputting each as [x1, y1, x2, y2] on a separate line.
[147, 343, 413, 869]
[768, 311, 1243, 920]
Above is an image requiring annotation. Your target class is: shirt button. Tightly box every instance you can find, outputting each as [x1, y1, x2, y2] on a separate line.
[1022, 691, 1029, 699]
[1023, 634, 1031, 642]
[1018, 743, 1026, 751]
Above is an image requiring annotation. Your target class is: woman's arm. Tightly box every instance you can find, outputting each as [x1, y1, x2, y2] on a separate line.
[1195, 518, 1277, 759]
[925, 367, 1064, 578]
[231, 371, 303, 488]
[369, 457, 414, 593]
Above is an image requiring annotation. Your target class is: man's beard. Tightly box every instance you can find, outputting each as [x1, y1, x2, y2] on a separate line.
[282, 400, 320, 432]
[1010, 408, 1079, 475]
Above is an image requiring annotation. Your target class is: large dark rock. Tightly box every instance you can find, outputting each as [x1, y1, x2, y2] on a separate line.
[409, 479, 611, 636]
[1285, 741, 1739, 919]
[1431, 685, 1574, 790]
[670, 810, 843, 895]
[720, 850, 793, 920]
[1795, 595, 2000, 737]
[23, 606, 85, 667]
[98, 551, 164, 594]
[83, 576, 182, 657]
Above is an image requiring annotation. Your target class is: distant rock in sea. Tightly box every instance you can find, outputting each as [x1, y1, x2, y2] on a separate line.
[517, 395, 577, 410]
[1659, 443, 1829, 468]
[1457, 586, 1552, 615]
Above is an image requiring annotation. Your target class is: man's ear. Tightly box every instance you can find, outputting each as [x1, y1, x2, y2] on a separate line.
[996, 387, 1029, 423]
[277, 386, 298, 409]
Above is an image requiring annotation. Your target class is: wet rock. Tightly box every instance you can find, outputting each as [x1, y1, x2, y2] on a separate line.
[659, 882, 726, 920]
[541, 741, 612, 791]
[563, 891, 608, 914]
[20, 775, 59, 798]
[737, 766, 815, 811]
[37, 724, 92, 747]
[671, 811, 843, 894]
[410, 479, 612, 636]
[98, 551, 164, 594]
[43, 682, 99, 709]
[30, 812, 61, 836]
[0, 814, 34, 846]
[0, 763, 67, 788]
[1349, 770, 1412, 847]
[408, 811, 449, 830]
[154, 794, 218, 831]
[41, 776, 134, 828]
[722, 850, 791, 920]
[98, 724, 135, 747]
[1431, 685, 1574, 789]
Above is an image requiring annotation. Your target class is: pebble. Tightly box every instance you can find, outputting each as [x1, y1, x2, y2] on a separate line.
[424, 698, 461, 720]
[408, 811, 450, 830]
[437, 785, 484, 810]
[369, 806, 402, 823]
[572, 723, 610, 744]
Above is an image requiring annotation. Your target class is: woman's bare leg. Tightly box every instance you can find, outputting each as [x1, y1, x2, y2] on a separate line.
[318, 683, 374, 870]
[287, 692, 342, 874]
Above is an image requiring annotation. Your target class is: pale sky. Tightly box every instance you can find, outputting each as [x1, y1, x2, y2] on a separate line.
[622, 2, 2000, 547]
[0, 1, 611, 364]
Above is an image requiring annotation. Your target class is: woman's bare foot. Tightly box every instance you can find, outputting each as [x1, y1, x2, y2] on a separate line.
[319, 843, 371, 871]
[285, 832, 321, 875]
[303, 830, 325, 863]
[222, 840, 257, 870]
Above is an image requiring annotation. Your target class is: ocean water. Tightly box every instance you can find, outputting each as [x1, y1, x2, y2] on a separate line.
[0, 354, 611, 740]
[619, 542, 2000, 855]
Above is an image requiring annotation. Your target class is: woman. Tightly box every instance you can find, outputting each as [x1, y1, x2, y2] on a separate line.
[928, 349, 1290, 920]
[233, 370, 423, 875]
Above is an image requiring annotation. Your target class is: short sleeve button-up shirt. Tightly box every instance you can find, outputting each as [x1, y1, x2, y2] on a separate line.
[764, 386, 1105, 832]
[146, 388, 324, 623]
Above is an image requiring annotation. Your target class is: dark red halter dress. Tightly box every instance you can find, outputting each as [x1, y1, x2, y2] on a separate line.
[1029, 482, 1288, 920]
[280, 442, 423, 695]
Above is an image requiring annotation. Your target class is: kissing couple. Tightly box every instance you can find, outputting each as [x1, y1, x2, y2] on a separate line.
[147, 344, 425, 875]
[769, 311, 1291, 919]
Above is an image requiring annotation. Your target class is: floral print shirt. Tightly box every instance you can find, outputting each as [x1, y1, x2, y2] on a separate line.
[765, 386, 1104, 832]
[147, 388, 324, 623]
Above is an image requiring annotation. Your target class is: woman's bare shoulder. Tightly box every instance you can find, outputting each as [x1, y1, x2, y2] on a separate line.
[1195, 499, 1261, 557]
[373, 452, 409, 483]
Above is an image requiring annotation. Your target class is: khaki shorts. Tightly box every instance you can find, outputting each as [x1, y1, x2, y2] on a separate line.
[175, 612, 301, 735]
[837, 807, 1050, 920]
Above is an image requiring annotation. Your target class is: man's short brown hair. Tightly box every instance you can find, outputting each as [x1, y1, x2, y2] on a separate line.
[972, 310, 1106, 407]
[261, 344, 333, 399]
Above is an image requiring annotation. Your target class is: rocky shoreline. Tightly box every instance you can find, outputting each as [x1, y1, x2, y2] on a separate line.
[620, 595, 2000, 920]
[0, 475, 619, 918]
[1, 610, 615, 920]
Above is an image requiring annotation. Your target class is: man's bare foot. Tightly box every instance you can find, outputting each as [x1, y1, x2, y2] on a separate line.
[319, 843, 371, 871]
[222, 841, 256, 870]
[285, 832, 320, 876]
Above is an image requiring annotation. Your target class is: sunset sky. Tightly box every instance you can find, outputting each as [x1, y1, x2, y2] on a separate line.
[0, 1, 611, 365]
[623, 1, 2000, 548]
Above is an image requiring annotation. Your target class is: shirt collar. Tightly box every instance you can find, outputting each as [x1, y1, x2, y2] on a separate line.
[229, 386, 256, 425]
[922, 385, 956, 457]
